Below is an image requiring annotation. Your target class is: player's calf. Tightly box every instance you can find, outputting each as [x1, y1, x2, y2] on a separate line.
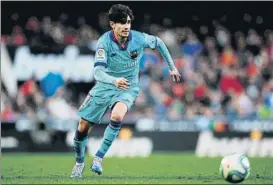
[74, 118, 93, 165]
[71, 118, 94, 178]
[91, 102, 127, 175]
[91, 120, 122, 175]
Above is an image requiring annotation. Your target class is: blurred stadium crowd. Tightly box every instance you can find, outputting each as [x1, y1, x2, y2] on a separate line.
[1, 12, 273, 124]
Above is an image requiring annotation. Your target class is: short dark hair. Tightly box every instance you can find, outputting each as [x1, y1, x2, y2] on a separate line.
[108, 4, 134, 24]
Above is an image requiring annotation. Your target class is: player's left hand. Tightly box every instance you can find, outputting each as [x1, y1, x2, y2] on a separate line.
[169, 68, 181, 82]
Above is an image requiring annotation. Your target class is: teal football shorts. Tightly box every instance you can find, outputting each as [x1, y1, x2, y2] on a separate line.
[77, 84, 139, 124]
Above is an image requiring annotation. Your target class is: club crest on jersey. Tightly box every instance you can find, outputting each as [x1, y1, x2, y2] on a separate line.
[130, 50, 138, 59]
[97, 49, 105, 60]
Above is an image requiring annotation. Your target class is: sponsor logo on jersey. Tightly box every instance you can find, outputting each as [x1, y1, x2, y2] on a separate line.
[130, 50, 138, 59]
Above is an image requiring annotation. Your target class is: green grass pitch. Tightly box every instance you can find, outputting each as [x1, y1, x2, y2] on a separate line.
[1, 153, 273, 184]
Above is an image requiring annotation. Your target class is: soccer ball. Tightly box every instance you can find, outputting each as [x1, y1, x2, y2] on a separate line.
[219, 153, 251, 183]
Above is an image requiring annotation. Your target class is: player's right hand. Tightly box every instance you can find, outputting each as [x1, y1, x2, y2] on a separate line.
[114, 78, 130, 90]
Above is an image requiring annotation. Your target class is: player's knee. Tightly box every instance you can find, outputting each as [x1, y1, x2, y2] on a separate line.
[78, 118, 94, 133]
[110, 112, 124, 122]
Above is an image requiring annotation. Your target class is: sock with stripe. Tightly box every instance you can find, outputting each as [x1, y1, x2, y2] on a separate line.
[73, 129, 88, 165]
[95, 120, 122, 159]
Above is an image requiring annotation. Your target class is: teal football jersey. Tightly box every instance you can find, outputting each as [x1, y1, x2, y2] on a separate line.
[78, 30, 176, 123]
[94, 30, 158, 86]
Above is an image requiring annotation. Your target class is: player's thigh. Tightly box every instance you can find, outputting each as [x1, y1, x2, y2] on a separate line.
[77, 93, 111, 124]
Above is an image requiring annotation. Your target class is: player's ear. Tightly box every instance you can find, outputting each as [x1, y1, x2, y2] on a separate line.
[110, 21, 115, 29]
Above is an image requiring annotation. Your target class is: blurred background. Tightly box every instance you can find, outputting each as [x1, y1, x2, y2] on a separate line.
[1, 1, 273, 157]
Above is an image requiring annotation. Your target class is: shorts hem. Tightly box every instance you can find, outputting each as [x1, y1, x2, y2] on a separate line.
[77, 112, 101, 124]
[111, 100, 131, 111]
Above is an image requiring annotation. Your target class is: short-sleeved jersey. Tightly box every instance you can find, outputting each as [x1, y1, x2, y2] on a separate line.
[94, 30, 158, 86]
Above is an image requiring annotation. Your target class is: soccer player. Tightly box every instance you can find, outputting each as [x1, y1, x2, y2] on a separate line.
[70, 4, 181, 178]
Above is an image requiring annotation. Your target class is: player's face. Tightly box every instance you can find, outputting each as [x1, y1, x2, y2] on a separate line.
[111, 16, 131, 38]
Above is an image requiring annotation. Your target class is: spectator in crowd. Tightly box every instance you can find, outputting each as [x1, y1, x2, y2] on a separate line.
[1, 90, 17, 121]
[16, 77, 44, 120]
[45, 86, 78, 131]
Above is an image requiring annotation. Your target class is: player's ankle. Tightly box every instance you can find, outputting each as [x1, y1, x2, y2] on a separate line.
[95, 151, 105, 159]
[94, 156, 103, 160]
[76, 162, 84, 166]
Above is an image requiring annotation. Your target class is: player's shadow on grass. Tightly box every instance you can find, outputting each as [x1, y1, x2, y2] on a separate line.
[87, 175, 221, 181]
[3, 175, 273, 182]
[3, 175, 220, 181]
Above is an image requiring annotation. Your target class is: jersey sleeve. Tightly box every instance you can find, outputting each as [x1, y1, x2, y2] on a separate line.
[93, 36, 118, 84]
[142, 32, 176, 70]
[143, 33, 158, 49]
[94, 40, 108, 68]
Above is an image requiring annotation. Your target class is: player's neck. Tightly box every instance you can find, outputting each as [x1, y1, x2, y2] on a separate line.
[114, 32, 127, 46]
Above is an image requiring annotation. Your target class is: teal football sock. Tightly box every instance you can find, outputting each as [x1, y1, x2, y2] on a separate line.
[73, 130, 88, 163]
[95, 120, 121, 158]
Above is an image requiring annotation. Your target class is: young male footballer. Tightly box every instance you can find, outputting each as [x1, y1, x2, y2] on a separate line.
[70, 4, 181, 178]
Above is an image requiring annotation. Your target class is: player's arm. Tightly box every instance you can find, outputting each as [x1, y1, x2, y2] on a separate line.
[93, 45, 117, 84]
[143, 33, 181, 82]
[93, 43, 130, 89]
